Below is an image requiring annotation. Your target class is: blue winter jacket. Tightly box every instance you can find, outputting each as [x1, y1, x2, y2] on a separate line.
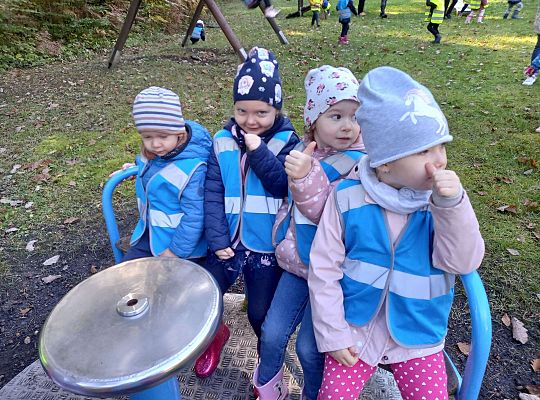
[204, 116, 300, 252]
[130, 120, 212, 257]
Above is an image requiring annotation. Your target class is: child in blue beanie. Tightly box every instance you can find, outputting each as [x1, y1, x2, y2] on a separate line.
[308, 66, 485, 400]
[194, 47, 300, 381]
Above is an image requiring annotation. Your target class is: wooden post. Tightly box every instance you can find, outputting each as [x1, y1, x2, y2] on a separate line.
[203, 0, 248, 61]
[259, 3, 289, 44]
[108, 0, 142, 68]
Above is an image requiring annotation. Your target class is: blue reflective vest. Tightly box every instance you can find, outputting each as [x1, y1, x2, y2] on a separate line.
[130, 132, 208, 258]
[275, 144, 364, 266]
[334, 179, 455, 347]
[191, 26, 203, 40]
[213, 129, 294, 253]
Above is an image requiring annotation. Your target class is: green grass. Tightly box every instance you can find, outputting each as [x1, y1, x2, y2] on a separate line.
[0, 0, 539, 324]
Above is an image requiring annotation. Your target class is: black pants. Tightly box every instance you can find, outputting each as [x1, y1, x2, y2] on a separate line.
[357, 0, 386, 14]
[340, 18, 350, 36]
[311, 10, 320, 26]
[444, 0, 458, 15]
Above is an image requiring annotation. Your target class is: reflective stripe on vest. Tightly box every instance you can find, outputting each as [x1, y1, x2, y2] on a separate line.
[214, 129, 294, 252]
[131, 157, 207, 257]
[335, 179, 455, 347]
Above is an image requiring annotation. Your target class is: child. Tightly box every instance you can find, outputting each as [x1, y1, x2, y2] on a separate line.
[503, 0, 523, 19]
[465, 0, 488, 23]
[337, 0, 358, 44]
[255, 66, 365, 400]
[322, 0, 332, 19]
[118, 86, 212, 264]
[310, 0, 322, 28]
[356, 0, 388, 17]
[194, 47, 300, 380]
[308, 66, 485, 400]
[190, 20, 206, 44]
[425, 0, 444, 43]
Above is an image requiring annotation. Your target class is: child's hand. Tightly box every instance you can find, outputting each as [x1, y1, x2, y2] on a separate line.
[245, 134, 262, 151]
[159, 248, 178, 258]
[284, 141, 316, 180]
[426, 163, 461, 198]
[215, 247, 235, 260]
[109, 163, 136, 178]
[328, 347, 359, 367]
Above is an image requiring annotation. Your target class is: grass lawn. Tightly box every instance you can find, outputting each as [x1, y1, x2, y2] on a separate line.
[0, 0, 539, 395]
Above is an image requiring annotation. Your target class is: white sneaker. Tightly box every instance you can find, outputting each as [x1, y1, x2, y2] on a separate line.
[523, 74, 538, 86]
[264, 6, 280, 17]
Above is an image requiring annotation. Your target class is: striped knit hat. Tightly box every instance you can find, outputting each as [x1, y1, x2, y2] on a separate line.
[132, 87, 186, 133]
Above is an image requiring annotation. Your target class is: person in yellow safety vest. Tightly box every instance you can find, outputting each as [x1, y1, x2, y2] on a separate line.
[425, 0, 444, 44]
[310, 0, 322, 27]
[465, 0, 488, 23]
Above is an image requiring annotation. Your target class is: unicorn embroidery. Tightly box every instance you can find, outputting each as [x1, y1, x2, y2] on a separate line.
[399, 89, 447, 136]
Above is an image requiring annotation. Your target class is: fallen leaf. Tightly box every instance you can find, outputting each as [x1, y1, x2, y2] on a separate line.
[497, 204, 517, 214]
[24, 202, 33, 209]
[501, 313, 511, 327]
[476, 191, 487, 196]
[507, 248, 520, 256]
[10, 164, 21, 174]
[5, 227, 18, 233]
[25, 240, 37, 252]
[523, 199, 539, 209]
[526, 222, 536, 230]
[23, 336, 31, 345]
[524, 169, 534, 175]
[0, 198, 23, 207]
[43, 255, 60, 266]
[68, 180, 76, 187]
[533, 232, 540, 240]
[90, 265, 98, 274]
[512, 317, 529, 344]
[496, 176, 514, 184]
[457, 342, 470, 355]
[23, 159, 51, 171]
[532, 359, 540, 373]
[19, 307, 32, 316]
[63, 217, 79, 225]
[41, 274, 61, 284]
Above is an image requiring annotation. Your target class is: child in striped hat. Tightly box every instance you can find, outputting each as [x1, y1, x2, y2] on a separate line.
[112, 86, 212, 264]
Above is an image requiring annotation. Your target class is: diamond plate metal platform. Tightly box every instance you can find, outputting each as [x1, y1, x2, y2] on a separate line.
[0, 294, 402, 400]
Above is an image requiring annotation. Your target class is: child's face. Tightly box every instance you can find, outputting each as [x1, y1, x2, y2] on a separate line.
[378, 144, 448, 190]
[234, 100, 278, 136]
[140, 129, 184, 157]
[312, 100, 360, 151]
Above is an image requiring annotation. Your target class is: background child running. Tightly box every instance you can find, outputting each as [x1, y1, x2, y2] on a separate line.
[190, 20, 206, 44]
[255, 66, 365, 400]
[308, 66, 485, 400]
[194, 47, 300, 380]
[115, 86, 211, 264]
[523, 4, 540, 85]
[503, 0, 523, 19]
[336, 0, 358, 44]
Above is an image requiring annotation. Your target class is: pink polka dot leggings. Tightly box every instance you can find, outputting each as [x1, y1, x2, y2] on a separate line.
[317, 351, 448, 400]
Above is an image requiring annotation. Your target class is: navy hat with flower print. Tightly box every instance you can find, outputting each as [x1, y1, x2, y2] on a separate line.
[233, 47, 283, 110]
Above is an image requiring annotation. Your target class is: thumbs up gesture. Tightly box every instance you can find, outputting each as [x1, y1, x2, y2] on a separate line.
[285, 141, 316, 180]
[425, 163, 460, 198]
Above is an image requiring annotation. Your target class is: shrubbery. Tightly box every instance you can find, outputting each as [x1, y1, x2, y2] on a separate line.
[0, 0, 199, 70]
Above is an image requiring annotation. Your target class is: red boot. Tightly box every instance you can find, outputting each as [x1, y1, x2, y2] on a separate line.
[194, 322, 230, 378]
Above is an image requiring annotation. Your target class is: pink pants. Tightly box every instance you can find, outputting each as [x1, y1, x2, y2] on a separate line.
[317, 351, 449, 400]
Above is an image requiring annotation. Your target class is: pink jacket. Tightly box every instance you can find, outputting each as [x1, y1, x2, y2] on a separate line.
[272, 136, 365, 280]
[308, 168, 485, 366]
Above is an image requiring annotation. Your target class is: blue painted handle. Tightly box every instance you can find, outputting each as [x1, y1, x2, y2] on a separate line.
[457, 271, 492, 400]
[101, 166, 138, 263]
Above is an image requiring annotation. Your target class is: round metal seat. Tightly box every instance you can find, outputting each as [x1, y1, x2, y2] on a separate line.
[38, 257, 222, 397]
